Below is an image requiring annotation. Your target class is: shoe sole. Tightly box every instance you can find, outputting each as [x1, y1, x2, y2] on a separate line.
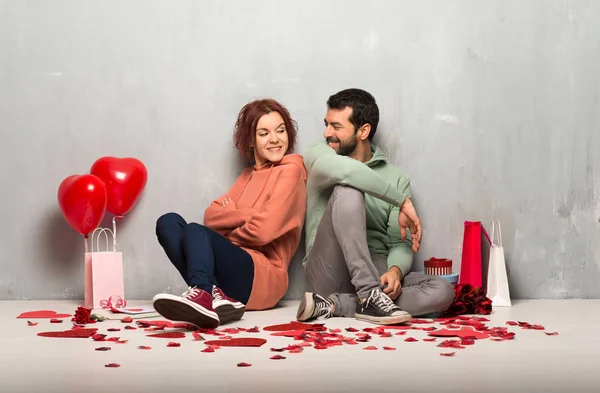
[153, 294, 219, 329]
[355, 313, 412, 325]
[296, 292, 315, 321]
[215, 304, 246, 325]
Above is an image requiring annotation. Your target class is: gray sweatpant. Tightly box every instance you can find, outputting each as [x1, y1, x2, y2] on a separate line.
[304, 185, 455, 317]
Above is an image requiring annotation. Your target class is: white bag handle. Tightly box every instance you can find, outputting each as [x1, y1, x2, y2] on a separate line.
[89, 227, 115, 252]
[490, 220, 503, 247]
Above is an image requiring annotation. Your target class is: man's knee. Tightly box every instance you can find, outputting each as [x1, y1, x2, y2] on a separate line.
[429, 277, 455, 312]
[330, 185, 365, 212]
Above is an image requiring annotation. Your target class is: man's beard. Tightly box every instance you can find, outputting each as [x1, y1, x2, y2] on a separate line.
[326, 132, 358, 156]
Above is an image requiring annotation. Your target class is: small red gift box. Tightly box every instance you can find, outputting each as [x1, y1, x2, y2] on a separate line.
[424, 257, 452, 276]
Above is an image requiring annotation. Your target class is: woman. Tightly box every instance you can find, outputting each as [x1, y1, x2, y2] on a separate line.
[152, 99, 307, 328]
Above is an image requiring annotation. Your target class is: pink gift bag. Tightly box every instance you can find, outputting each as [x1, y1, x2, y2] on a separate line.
[84, 228, 125, 310]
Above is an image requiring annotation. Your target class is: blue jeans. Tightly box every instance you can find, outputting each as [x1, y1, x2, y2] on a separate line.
[156, 212, 254, 304]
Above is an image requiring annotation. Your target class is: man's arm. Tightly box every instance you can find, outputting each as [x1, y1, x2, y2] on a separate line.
[386, 176, 415, 278]
[304, 142, 407, 206]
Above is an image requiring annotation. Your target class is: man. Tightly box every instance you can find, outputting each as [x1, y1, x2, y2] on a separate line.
[297, 88, 454, 325]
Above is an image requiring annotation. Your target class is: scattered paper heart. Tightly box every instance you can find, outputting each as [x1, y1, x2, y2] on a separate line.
[147, 332, 186, 339]
[105, 363, 120, 368]
[237, 362, 252, 367]
[95, 347, 111, 351]
[192, 331, 205, 341]
[167, 342, 181, 347]
[17, 310, 71, 319]
[204, 338, 266, 347]
[38, 328, 98, 338]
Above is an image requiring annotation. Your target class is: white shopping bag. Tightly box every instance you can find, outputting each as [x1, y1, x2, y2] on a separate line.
[486, 221, 512, 307]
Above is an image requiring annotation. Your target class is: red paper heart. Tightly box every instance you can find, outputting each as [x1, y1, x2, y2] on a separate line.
[237, 362, 252, 367]
[263, 322, 322, 331]
[167, 342, 181, 347]
[95, 347, 111, 351]
[428, 327, 490, 340]
[203, 338, 266, 347]
[137, 320, 175, 329]
[270, 355, 286, 360]
[383, 346, 396, 351]
[363, 346, 378, 350]
[147, 332, 186, 339]
[105, 363, 120, 368]
[440, 352, 456, 357]
[270, 329, 306, 337]
[201, 347, 215, 353]
[18, 310, 72, 319]
[404, 337, 418, 342]
[38, 328, 98, 338]
[90, 157, 147, 216]
[138, 346, 152, 350]
[121, 317, 133, 323]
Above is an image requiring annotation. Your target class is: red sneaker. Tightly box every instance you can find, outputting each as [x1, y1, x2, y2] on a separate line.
[153, 287, 219, 328]
[212, 286, 245, 324]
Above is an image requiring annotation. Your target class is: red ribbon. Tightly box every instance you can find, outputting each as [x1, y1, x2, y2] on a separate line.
[100, 296, 127, 309]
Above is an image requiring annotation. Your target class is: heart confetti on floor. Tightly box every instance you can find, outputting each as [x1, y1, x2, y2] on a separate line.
[26, 308, 558, 368]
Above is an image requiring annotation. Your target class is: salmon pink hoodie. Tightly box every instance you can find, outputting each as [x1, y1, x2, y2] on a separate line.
[203, 154, 307, 310]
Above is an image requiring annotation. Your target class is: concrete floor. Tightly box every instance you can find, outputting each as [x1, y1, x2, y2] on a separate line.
[2, 299, 599, 393]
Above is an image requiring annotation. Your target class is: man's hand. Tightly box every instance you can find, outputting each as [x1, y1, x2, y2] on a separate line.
[380, 266, 402, 300]
[398, 197, 422, 252]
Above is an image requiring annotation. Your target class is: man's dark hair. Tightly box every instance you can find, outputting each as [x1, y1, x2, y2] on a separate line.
[327, 88, 379, 141]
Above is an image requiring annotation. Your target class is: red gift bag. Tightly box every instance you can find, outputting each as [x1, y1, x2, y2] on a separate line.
[459, 221, 491, 288]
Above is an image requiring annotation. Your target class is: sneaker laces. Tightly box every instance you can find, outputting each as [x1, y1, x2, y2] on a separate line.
[365, 288, 397, 313]
[212, 287, 224, 302]
[314, 294, 333, 319]
[181, 286, 200, 299]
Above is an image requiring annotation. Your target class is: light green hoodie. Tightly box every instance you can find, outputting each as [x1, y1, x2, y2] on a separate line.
[302, 141, 414, 277]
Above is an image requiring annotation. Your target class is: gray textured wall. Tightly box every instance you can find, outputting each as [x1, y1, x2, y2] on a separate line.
[1, 0, 599, 301]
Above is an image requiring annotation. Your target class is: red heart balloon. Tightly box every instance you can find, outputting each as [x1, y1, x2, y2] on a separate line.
[90, 157, 148, 216]
[58, 174, 107, 236]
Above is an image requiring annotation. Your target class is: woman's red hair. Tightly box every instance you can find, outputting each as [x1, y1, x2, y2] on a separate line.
[233, 99, 298, 162]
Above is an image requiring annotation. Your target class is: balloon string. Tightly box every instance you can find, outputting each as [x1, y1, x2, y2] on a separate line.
[84, 236, 88, 253]
[112, 216, 117, 251]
